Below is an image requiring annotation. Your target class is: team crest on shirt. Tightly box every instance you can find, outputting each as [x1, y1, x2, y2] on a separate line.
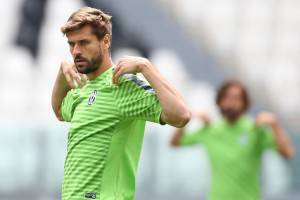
[88, 90, 97, 105]
[84, 192, 96, 199]
[239, 132, 249, 145]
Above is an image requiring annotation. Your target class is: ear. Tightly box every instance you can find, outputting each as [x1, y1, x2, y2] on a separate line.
[102, 34, 111, 49]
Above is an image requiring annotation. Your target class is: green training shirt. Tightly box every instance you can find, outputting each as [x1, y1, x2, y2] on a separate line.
[180, 116, 276, 200]
[61, 67, 163, 200]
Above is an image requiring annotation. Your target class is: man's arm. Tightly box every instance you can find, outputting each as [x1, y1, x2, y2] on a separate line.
[171, 128, 185, 146]
[256, 112, 295, 160]
[171, 111, 210, 146]
[113, 56, 191, 128]
[51, 61, 86, 121]
[271, 122, 295, 159]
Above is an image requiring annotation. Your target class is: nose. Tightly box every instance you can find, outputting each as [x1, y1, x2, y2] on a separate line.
[72, 43, 82, 56]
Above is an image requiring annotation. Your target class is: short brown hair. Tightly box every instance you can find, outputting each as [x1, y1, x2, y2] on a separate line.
[216, 80, 251, 112]
[61, 7, 112, 40]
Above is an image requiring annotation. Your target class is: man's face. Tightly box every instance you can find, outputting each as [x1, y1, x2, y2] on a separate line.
[219, 86, 245, 122]
[66, 25, 103, 74]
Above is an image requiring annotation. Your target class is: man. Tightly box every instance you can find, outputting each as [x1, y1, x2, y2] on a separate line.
[51, 7, 190, 200]
[171, 80, 294, 200]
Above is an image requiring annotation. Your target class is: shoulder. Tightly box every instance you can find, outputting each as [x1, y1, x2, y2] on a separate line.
[65, 87, 81, 99]
[212, 118, 225, 129]
[240, 115, 255, 127]
[117, 74, 155, 94]
[240, 116, 268, 135]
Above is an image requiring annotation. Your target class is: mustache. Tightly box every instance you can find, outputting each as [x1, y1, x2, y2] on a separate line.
[220, 108, 242, 119]
[74, 56, 88, 62]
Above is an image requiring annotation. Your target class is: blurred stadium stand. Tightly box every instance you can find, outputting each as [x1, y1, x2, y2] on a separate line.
[0, 0, 299, 199]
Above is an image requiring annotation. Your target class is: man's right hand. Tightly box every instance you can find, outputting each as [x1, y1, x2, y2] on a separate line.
[51, 61, 87, 121]
[60, 61, 87, 88]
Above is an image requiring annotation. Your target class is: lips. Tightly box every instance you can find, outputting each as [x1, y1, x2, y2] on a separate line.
[75, 58, 86, 62]
[75, 57, 87, 65]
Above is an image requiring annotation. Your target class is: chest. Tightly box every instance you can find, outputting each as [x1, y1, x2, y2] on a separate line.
[71, 87, 119, 123]
[206, 127, 261, 163]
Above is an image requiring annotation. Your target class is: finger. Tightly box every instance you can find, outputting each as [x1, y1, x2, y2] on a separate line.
[69, 70, 83, 88]
[112, 66, 122, 84]
[72, 65, 78, 72]
[64, 72, 75, 88]
[113, 65, 121, 76]
[117, 57, 131, 68]
[112, 71, 120, 85]
[79, 74, 88, 83]
[73, 79, 79, 88]
[112, 68, 119, 84]
[113, 68, 124, 85]
[76, 73, 85, 87]
[77, 75, 86, 88]
[116, 59, 123, 66]
[70, 70, 83, 86]
[116, 57, 127, 67]
[79, 75, 88, 88]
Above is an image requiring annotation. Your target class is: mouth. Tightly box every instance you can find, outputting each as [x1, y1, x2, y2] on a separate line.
[75, 58, 87, 65]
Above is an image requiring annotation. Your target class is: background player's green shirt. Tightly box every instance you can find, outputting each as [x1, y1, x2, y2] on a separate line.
[61, 67, 163, 200]
[180, 116, 276, 200]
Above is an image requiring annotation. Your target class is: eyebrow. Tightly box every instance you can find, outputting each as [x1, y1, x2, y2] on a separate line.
[68, 38, 90, 43]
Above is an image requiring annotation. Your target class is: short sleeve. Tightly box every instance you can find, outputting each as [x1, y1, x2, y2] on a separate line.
[257, 126, 276, 150]
[180, 126, 210, 146]
[113, 74, 163, 124]
[61, 89, 80, 122]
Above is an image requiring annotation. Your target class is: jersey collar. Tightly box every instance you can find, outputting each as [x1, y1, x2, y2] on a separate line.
[87, 67, 113, 84]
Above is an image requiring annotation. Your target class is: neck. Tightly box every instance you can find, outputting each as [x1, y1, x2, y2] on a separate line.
[224, 116, 241, 124]
[87, 56, 113, 80]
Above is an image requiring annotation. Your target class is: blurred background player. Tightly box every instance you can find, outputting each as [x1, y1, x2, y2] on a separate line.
[171, 80, 295, 200]
[51, 7, 190, 200]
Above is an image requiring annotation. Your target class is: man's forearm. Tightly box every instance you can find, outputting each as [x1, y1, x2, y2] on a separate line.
[171, 128, 185, 146]
[271, 122, 295, 159]
[140, 61, 191, 127]
[51, 69, 71, 121]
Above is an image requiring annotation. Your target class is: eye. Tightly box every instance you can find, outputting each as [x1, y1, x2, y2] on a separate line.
[68, 41, 75, 47]
[79, 40, 90, 46]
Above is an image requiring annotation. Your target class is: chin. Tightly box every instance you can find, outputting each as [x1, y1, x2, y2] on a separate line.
[76, 66, 88, 73]
[78, 69, 89, 74]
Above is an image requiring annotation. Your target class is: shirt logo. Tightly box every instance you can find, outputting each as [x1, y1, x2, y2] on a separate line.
[88, 90, 97, 105]
[85, 192, 96, 199]
[239, 132, 248, 145]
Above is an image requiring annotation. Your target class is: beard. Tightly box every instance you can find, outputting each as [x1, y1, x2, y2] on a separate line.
[220, 107, 243, 122]
[74, 53, 103, 74]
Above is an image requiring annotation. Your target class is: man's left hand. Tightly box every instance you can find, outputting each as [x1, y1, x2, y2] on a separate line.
[256, 112, 277, 127]
[112, 56, 152, 85]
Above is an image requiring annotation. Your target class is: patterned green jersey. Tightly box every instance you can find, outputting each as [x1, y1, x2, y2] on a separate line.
[180, 116, 276, 200]
[61, 67, 163, 200]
